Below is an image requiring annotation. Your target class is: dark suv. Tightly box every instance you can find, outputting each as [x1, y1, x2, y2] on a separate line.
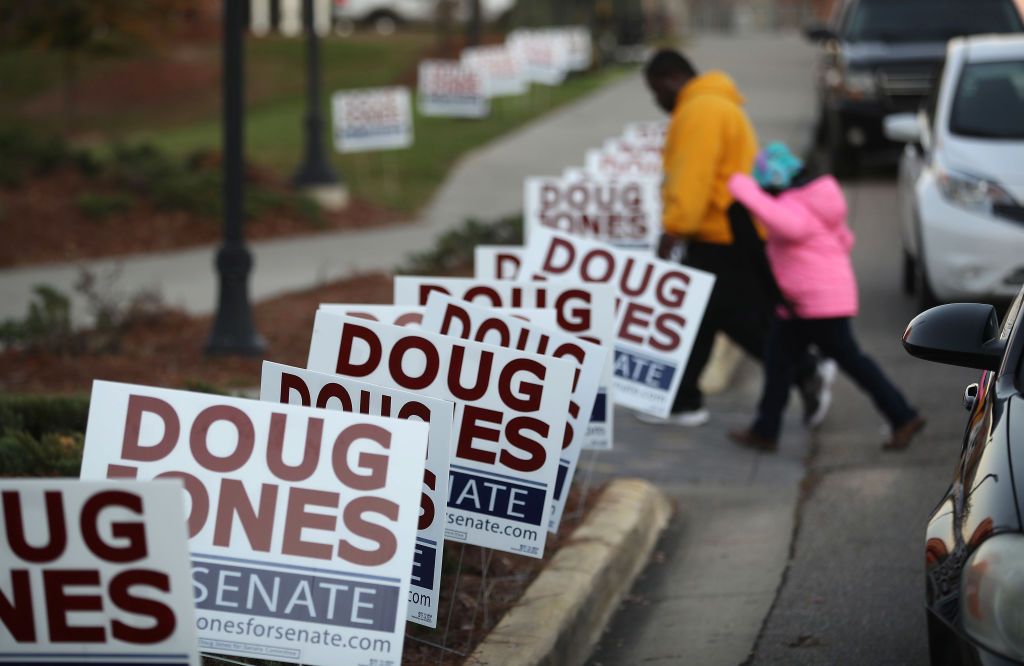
[805, 0, 1023, 174]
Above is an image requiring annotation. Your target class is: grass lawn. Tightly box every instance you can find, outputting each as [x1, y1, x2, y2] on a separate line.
[3, 33, 631, 215]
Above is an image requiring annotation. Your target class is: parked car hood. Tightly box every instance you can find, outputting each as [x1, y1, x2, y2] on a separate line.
[842, 41, 948, 67]
[942, 135, 1024, 193]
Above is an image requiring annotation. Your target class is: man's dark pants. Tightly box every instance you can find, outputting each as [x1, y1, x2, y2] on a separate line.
[670, 212, 817, 414]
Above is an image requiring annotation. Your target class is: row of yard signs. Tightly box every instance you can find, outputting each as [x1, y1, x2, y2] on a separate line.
[1, 118, 701, 666]
[332, 26, 593, 153]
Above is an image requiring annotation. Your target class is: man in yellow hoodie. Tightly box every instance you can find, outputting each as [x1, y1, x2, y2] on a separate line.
[642, 49, 826, 430]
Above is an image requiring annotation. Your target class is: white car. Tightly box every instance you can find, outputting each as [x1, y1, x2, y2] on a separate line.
[334, 0, 514, 35]
[885, 34, 1024, 308]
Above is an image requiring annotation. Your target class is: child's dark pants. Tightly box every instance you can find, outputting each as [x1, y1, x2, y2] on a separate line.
[753, 316, 917, 440]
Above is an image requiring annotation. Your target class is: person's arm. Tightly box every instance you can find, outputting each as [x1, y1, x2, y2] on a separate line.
[662, 101, 723, 237]
[727, 173, 814, 242]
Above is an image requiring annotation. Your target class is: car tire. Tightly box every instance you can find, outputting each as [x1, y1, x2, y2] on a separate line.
[902, 249, 916, 295]
[369, 11, 398, 36]
[334, 18, 355, 36]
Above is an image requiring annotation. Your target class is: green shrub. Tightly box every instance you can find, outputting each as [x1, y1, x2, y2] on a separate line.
[0, 394, 90, 436]
[0, 284, 76, 353]
[0, 126, 70, 186]
[399, 214, 523, 275]
[0, 394, 89, 478]
[0, 430, 84, 477]
[76, 192, 135, 220]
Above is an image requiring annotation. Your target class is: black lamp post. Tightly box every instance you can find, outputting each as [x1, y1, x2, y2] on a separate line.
[292, 0, 342, 189]
[206, 0, 265, 355]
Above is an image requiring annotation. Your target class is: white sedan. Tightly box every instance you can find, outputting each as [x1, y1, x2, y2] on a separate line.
[885, 34, 1024, 308]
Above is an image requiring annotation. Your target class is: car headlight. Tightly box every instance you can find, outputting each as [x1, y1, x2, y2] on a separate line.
[936, 167, 1016, 213]
[827, 66, 877, 99]
[842, 69, 877, 99]
[961, 533, 1024, 661]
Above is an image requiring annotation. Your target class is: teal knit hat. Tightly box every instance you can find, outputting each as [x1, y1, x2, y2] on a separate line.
[753, 142, 804, 189]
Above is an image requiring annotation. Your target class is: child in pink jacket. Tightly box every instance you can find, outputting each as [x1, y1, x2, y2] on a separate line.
[727, 143, 923, 451]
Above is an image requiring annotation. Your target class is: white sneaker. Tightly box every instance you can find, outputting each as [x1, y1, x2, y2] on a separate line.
[634, 408, 710, 427]
[806, 359, 838, 428]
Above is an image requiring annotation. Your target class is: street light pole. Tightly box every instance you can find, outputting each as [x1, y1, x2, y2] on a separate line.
[206, 0, 265, 356]
[292, 0, 348, 208]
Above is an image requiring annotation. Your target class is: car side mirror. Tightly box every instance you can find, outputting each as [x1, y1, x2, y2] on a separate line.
[903, 303, 1006, 371]
[803, 23, 836, 41]
[884, 113, 922, 144]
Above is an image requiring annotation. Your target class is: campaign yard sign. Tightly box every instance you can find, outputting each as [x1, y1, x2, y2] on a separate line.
[524, 173, 662, 250]
[418, 60, 488, 119]
[332, 86, 413, 153]
[622, 121, 667, 147]
[564, 26, 593, 71]
[584, 145, 662, 180]
[307, 312, 575, 558]
[0, 479, 199, 666]
[319, 304, 425, 328]
[461, 45, 528, 98]
[520, 229, 716, 418]
[260, 363, 451, 628]
[496, 306, 615, 451]
[393, 277, 617, 450]
[79, 381, 428, 666]
[421, 294, 606, 532]
[507, 30, 570, 86]
[474, 245, 524, 280]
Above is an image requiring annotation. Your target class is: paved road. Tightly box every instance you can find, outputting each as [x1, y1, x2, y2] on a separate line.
[586, 175, 980, 665]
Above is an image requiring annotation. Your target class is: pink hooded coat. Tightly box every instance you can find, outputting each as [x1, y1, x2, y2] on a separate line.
[728, 173, 859, 318]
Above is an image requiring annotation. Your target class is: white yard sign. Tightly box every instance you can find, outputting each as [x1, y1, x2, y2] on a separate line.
[520, 229, 716, 418]
[333, 86, 413, 153]
[622, 121, 667, 147]
[497, 306, 615, 451]
[584, 145, 662, 180]
[474, 245, 524, 280]
[508, 30, 571, 86]
[394, 277, 617, 450]
[461, 45, 528, 98]
[524, 173, 662, 251]
[79, 381, 428, 666]
[319, 304, 425, 328]
[418, 60, 488, 118]
[260, 362, 452, 628]
[421, 293, 606, 532]
[0, 479, 199, 666]
[307, 313, 574, 557]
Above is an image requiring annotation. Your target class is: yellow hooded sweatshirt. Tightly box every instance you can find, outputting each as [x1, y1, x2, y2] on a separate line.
[661, 71, 758, 244]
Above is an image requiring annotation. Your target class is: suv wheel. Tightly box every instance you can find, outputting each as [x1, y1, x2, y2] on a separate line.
[369, 11, 398, 35]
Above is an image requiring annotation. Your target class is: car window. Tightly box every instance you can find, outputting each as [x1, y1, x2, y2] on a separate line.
[949, 60, 1024, 139]
[842, 0, 1023, 42]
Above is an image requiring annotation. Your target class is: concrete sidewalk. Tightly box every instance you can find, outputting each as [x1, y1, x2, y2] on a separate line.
[0, 32, 814, 328]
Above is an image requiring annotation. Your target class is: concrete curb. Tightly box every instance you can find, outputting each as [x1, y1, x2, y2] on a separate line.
[465, 479, 672, 666]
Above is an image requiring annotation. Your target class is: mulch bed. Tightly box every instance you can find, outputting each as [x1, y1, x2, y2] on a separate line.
[0, 169, 400, 269]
